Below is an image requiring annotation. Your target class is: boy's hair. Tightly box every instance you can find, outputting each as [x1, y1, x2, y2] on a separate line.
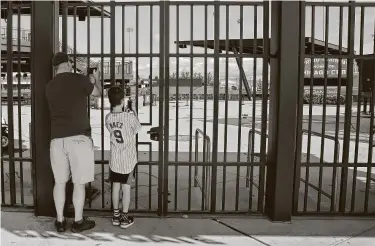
[107, 86, 125, 108]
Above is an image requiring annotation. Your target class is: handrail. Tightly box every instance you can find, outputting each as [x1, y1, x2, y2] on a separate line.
[194, 128, 211, 210]
[246, 128, 340, 205]
[246, 129, 267, 188]
[301, 129, 341, 163]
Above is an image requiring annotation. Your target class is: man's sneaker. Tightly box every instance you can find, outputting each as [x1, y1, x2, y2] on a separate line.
[112, 215, 120, 226]
[54, 218, 67, 233]
[119, 214, 134, 229]
[71, 217, 95, 233]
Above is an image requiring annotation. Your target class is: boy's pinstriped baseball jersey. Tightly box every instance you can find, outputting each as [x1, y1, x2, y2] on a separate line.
[105, 111, 141, 174]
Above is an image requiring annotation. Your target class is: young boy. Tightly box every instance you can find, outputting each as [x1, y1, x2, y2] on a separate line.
[105, 86, 141, 228]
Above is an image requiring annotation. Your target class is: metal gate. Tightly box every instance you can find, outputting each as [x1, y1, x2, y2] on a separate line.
[57, 1, 270, 215]
[293, 1, 375, 215]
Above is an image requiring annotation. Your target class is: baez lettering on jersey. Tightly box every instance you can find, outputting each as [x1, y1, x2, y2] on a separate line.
[109, 122, 123, 129]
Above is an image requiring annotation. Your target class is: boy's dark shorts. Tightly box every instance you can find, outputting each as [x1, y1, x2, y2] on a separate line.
[109, 168, 136, 185]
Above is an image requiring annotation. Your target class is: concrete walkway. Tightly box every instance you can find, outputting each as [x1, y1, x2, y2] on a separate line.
[1, 212, 375, 246]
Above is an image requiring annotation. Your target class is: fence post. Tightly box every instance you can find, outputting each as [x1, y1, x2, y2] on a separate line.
[31, 1, 59, 217]
[265, 1, 302, 222]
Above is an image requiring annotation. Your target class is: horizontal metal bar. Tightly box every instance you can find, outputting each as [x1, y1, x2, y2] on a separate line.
[170, 54, 268, 58]
[294, 211, 375, 216]
[64, 2, 161, 7]
[169, 1, 264, 6]
[304, 54, 375, 60]
[301, 163, 374, 167]
[2, 54, 31, 59]
[70, 53, 160, 58]
[1, 158, 33, 162]
[305, 2, 375, 7]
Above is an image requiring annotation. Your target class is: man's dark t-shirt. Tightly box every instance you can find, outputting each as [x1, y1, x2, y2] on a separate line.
[46, 72, 94, 139]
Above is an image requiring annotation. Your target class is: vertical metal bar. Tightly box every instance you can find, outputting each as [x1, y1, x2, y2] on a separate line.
[249, 5, 257, 211]
[222, 4, 229, 211]
[1, 157, 4, 204]
[86, 5, 92, 209]
[163, 1, 170, 215]
[258, 1, 269, 213]
[339, 2, 355, 213]
[304, 5, 315, 212]
[350, 6, 360, 213]
[317, 5, 330, 212]
[331, 6, 346, 212]
[110, 1, 116, 85]
[6, 2, 16, 205]
[202, 4, 208, 211]
[62, 3, 68, 52]
[17, 7, 24, 205]
[292, 0, 306, 214]
[364, 10, 375, 213]
[135, 5, 140, 210]
[149, 6, 153, 125]
[122, 6, 125, 85]
[73, 7, 77, 73]
[149, 5, 153, 211]
[174, 5, 180, 211]
[188, 4, 193, 211]
[158, 0, 165, 216]
[100, 6, 105, 208]
[235, 5, 243, 212]
[211, 0, 220, 213]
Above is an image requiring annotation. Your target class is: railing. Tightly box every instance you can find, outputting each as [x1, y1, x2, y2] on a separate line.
[194, 128, 211, 210]
[301, 129, 341, 210]
[246, 129, 266, 188]
[246, 128, 341, 209]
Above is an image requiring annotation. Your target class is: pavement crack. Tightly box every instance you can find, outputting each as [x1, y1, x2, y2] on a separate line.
[212, 218, 271, 246]
[330, 224, 375, 246]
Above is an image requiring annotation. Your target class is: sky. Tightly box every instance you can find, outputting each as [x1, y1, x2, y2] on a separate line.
[1, 1, 375, 82]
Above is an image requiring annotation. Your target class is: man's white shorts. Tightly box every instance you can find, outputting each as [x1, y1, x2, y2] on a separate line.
[50, 135, 95, 184]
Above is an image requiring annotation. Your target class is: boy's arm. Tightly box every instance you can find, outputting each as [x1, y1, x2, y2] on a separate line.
[105, 113, 110, 131]
[130, 113, 142, 135]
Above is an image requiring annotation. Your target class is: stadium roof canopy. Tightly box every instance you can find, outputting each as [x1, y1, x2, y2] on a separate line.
[1, 0, 111, 19]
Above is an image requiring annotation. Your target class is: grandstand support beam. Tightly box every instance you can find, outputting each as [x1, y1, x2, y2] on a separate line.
[231, 46, 253, 101]
[265, 1, 302, 222]
[31, 1, 59, 217]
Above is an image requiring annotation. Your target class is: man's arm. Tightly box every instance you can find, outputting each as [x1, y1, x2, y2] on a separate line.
[90, 69, 102, 97]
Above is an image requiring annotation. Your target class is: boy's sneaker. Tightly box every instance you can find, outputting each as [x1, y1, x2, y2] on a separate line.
[54, 218, 67, 233]
[71, 217, 95, 233]
[119, 214, 134, 229]
[112, 215, 120, 226]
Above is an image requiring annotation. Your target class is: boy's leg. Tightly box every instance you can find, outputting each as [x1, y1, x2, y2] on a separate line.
[111, 180, 121, 226]
[119, 169, 135, 228]
[121, 183, 131, 214]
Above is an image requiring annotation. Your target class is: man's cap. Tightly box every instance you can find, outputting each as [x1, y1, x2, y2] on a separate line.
[52, 52, 69, 67]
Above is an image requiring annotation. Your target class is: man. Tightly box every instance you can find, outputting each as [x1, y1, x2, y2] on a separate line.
[46, 52, 102, 233]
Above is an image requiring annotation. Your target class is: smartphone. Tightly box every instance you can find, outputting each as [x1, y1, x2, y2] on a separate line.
[88, 67, 97, 75]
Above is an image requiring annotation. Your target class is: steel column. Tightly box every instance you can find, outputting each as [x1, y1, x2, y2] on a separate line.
[31, 1, 59, 216]
[265, 1, 302, 221]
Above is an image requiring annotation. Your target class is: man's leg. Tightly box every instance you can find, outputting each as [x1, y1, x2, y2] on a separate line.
[50, 138, 70, 231]
[66, 135, 95, 233]
[54, 182, 67, 222]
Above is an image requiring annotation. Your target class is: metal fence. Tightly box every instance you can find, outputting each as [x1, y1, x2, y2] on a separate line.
[1, 1, 375, 217]
[1, 2, 33, 210]
[294, 1, 375, 215]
